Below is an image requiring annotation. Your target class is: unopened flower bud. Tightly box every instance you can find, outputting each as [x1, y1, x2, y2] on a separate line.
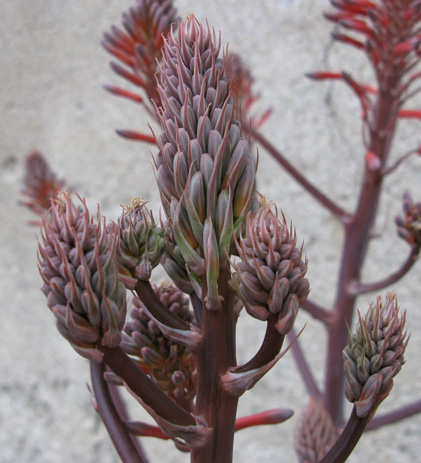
[295, 398, 338, 463]
[114, 198, 165, 288]
[395, 191, 421, 250]
[154, 16, 257, 300]
[121, 282, 196, 408]
[38, 193, 127, 361]
[343, 293, 408, 418]
[233, 200, 309, 335]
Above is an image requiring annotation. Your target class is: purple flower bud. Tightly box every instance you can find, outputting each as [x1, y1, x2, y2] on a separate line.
[343, 293, 409, 417]
[38, 193, 127, 361]
[233, 200, 309, 334]
[121, 282, 196, 409]
[295, 398, 338, 463]
[154, 16, 257, 302]
[114, 198, 165, 288]
[395, 191, 421, 250]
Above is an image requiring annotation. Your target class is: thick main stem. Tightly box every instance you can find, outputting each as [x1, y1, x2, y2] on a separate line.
[191, 267, 239, 463]
[323, 85, 399, 425]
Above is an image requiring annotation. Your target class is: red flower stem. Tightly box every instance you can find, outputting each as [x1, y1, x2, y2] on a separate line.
[246, 124, 349, 221]
[90, 361, 148, 463]
[99, 345, 196, 427]
[135, 280, 190, 331]
[287, 329, 321, 400]
[190, 267, 239, 463]
[366, 399, 421, 430]
[324, 82, 400, 425]
[318, 406, 370, 463]
[347, 246, 419, 295]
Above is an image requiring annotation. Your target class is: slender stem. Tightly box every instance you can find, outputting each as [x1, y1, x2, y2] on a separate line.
[99, 345, 196, 427]
[366, 399, 421, 431]
[190, 267, 239, 463]
[302, 299, 333, 323]
[287, 330, 321, 400]
[107, 383, 149, 461]
[319, 407, 370, 463]
[90, 362, 147, 463]
[234, 314, 284, 373]
[135, 280, 190, 331]
[323, 81, 400, 425]
[246, 125, 348, 220]
[348, 246, 419, 295]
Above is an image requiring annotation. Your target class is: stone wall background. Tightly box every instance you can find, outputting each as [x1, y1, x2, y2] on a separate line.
[1, 0, 420, 462]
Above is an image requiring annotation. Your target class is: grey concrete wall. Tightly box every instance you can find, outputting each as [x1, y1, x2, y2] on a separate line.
[1, 0, 420, 462]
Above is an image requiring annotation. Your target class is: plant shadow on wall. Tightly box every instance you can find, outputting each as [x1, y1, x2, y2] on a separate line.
[20, 1, 421, 462]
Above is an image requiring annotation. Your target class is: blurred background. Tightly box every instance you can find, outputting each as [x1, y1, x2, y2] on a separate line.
[1, 0, 420, 461]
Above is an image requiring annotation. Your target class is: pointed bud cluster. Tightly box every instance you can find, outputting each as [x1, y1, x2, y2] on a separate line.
[20, 152, 65, 219]
[38, 193, 127, 362]
[114, 198, 165, 288]
[122, 282, 196, 408]
[103, 0, 177, 113]
[161, 224, 199, 295]
[295, 398, 338, 463]
[155, 16, 256, 304]
[233, 201, 309, 335]
[395, 191, 421, 250]
[343, 293, 408, 418]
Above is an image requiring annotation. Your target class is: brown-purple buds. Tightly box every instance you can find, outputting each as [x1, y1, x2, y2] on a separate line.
[395, 191, 421, 250]
[343, 293, 408, 418]
[154, 16, 257, 303]
[295, 398, 338, 463]
[122, 282, 196, 408]
[114, 198, 165, 288]
[233, 200, 309, 335]
[38, 193, 127, 361]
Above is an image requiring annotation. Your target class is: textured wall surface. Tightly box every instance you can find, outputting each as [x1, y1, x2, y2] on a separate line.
[1, 0, 420, 462]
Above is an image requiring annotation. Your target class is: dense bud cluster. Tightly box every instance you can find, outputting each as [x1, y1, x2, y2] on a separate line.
[38, 193, 127, 361]
[122, 283, 196, 408]
[233, 201, 309, 334]
[395, 191, 421, 250]
[155, 16, 256, 306]
[343, 293, 408, 418]
[295, 398, 338, 463]
[114, 198, 165, 288]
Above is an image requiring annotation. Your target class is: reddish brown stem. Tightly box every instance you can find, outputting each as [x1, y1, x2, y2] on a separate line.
[324, 82, 400, 424]
[190, 267, 239, 463]
[135, 280, 190, 331]
[247, 125, 348, 221]
[287, 329, 321, 400]
[348, 246, 419, 295]
[99, 345, 195, 427]
[90, 362, 148, 463]
[319, 407, 370, 463]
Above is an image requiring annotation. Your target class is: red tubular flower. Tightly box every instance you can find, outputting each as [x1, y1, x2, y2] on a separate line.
[103, 0, 177, 141]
